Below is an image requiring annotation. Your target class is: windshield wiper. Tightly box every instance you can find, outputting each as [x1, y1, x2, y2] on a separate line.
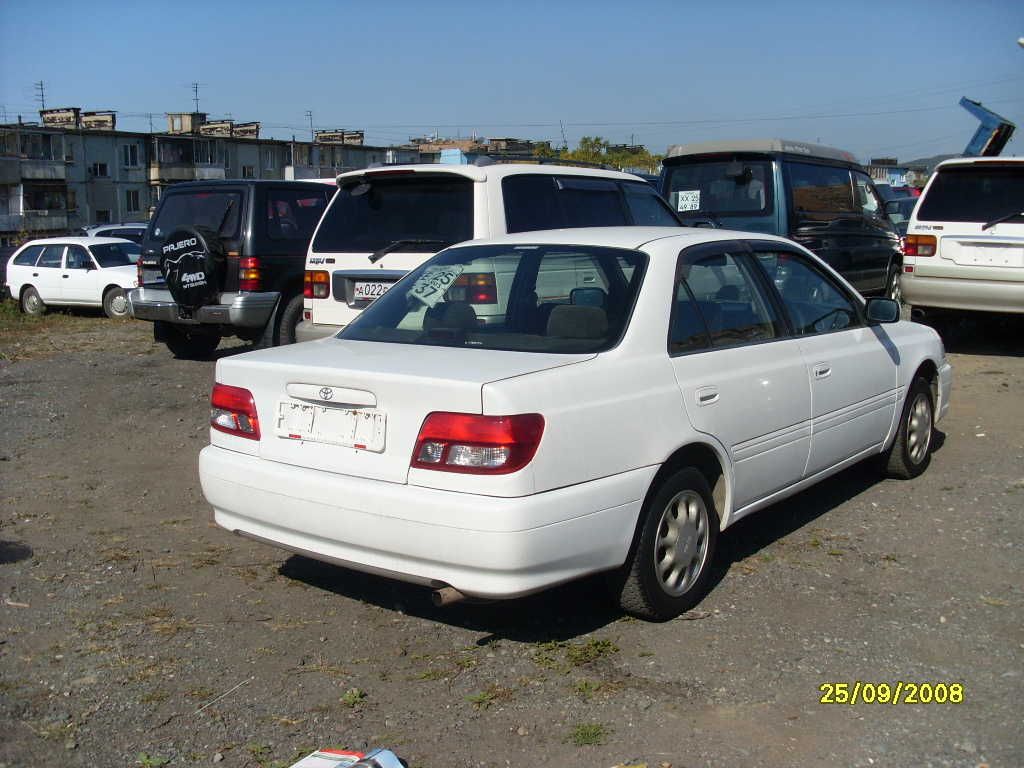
[368, 239, 447, 264]
[981, 209, 1024, 231]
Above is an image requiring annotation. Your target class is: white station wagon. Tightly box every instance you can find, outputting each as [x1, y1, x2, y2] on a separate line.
[199, 227, 952, 620]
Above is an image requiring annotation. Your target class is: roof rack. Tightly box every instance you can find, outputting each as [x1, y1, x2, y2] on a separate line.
[472, 155, 616, 171]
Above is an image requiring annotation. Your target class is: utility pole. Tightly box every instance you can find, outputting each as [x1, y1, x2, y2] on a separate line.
[305, 110, 314, 141]
[34, 80, 46, 111]
[147, 113, 154, 132]
[191, 82, 201, 112]
[559, 120, 568, 151]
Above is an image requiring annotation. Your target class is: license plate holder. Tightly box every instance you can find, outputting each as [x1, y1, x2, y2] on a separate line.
[275, 400, 386, 452]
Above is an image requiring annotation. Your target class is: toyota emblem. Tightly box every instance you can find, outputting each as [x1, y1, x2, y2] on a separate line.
[319, 387, 334, 401]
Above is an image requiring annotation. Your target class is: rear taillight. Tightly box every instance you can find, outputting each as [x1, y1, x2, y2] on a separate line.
[304, 270, 330, 299]
[904, 234, 936, 257]
[411, 412, 544, 474]
[448, 272, 497, 304]
[239, 256, 261, 291]
[210, 383, 260, 440]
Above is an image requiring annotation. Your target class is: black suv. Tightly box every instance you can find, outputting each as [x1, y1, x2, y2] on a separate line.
[128, 179, 335, 358]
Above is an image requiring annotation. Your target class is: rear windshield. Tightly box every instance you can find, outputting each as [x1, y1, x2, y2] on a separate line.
[664, 159, 773, 217]
[90, 242, 140, 267]
[917, 165, 1024, 223]
[151, 191, 242, 240]
[339, 243, 647, 354]
[312, 175, 473, 253]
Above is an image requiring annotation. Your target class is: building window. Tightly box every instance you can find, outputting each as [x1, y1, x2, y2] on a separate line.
[263, 149, 275, 171]
[195, 140, 215, 165]
[95, 209, 112, 224]
[123, 144, 139, 167]
[89, 162, 109, 177]
[242, 165, 255, 178]
[66, 189, 77, 211]
[126, 190, 140, 213]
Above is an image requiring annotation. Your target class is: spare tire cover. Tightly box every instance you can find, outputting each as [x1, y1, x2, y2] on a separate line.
[159, 226, 225, 309]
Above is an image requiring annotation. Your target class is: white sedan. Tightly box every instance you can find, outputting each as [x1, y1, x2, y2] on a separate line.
[5, 237, 140, 318]
[199, 227, 952, 620]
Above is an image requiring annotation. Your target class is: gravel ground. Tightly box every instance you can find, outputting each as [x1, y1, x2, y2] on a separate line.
[0, 311, 1021, 768]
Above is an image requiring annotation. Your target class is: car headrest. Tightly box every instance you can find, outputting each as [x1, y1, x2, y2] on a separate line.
[546, 305, 608, 339]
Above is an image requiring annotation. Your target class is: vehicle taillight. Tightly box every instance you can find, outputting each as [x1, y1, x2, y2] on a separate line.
[210, 383, 260, 440]
[239, 257, 261, 291]
[411, 412, 544, 474]
[904, 234, 936, 257]
[448, 272, 497, 304]
[304, 270, 330, 299]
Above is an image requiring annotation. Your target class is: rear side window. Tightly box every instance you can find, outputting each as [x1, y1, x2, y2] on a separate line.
[622, 182, 680, 226]
[787, 162, 855, 213]
[504, 175, 628, 233]
[266, 187, 333, 240]
[151, 191, 242, 240]
[917, 165, 1024, 223]
[37, 245, 65, 268]
[13, 245, 44, 266]
[313, 175, 473, 254]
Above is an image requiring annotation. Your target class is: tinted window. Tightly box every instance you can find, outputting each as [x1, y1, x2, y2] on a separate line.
[111, 228, 144, 243]
[313, 176, 473, 253]
[917, 165, 1024, 223]
[623, 182, 679, 226]
[756, 252, 860, 334]
[788, 162, 855, 213]
[664, 160, 772, 216]
[852, 172, 883, 216]
[266, 187, 333, 240]
[340, 244, 646, 354]
[90, 242, 140, 267]
[37, 245, 64, 268]
[680, 251, 779, 347]
[13, 245, 44, 266]
[151, 191, 242, 240]
[670, 281, 711, 354]
[66, 245, 93, 270]
[503, 175, 629, 233]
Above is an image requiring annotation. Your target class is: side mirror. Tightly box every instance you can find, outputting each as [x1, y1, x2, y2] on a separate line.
[865, 297, 900, 324]
[884, 200, 900, 215]
[570, 286, 606, 307]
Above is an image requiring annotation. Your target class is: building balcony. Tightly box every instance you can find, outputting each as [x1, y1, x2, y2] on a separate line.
[0, 210, 68, 232]
[21, 159, 67, 181]
[149, 163, 226, 182]
[0, 157, 19, 184]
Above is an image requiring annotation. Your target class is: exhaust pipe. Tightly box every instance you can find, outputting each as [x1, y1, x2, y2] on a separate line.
[431, 586, 467, 607]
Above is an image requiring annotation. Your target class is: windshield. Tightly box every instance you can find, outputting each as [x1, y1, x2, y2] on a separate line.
[312, 175, 473, 253]
[339, 243, 647, 354]
[90, 242, 141, 267]
[664, 159, 772, 217]
[917, 166, 1024, 223]
[151, 191, 242, 240]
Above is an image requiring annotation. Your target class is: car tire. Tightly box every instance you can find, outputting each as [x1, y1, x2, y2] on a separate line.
[102, 287, 129, 319]
[883, 376, 934, 479]
[885, 264, 902, 304]
[610, 467, 719, 621]
[254, 293, 303, 348]
[158, 322, 221, 360]
[21, 286, 45, 316]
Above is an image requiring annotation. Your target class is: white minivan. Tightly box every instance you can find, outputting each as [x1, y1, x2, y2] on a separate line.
[902, 157, 1023, 317]
[295, 162, 680, 341]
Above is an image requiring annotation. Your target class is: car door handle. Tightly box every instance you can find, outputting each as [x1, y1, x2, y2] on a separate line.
[813, 364, 831, 379]
[32, 272, 39, 277]
[62, 274, 70, 279]
[696, 386, 720, 405]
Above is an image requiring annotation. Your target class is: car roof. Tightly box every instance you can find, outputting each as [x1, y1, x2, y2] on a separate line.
[335, 163, 647, 184]
[665, 138, 859, 165]
[445, 225, 795, 252]
[161, 178, 335, 190]
[17, 236, 136, 247]
[934, 156, 1024, 168]
[85, 223, 146, 229]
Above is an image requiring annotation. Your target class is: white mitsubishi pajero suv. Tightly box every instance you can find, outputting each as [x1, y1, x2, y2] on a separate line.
[294, 161, 680, 341]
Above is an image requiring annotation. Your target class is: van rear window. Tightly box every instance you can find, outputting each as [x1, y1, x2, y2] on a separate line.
[312, 175, 473, 253]
[664, 159, 772, 217]
[917, 166, 1024, 223]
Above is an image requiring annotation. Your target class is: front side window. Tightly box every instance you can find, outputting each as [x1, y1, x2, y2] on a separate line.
[340, 244, 647, 354]
[151, 191, 242, 240]
[755, 251, 860, 334]
[37, 245, 65, 268]
[677, 250, 780, 348]
[66, 245, 93, 270]
[917, 165, 1024, 223]
[787, 162, 855, 213]
[266, 187, 333, 240]
[313, 175, 473, 254]
[664, 159, 772, 217]
[852, 172, 883, 216]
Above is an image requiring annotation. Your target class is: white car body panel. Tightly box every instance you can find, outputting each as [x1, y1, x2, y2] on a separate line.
[201, 227, 951, 599]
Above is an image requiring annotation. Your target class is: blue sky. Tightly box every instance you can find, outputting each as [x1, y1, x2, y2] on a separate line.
[1, 0, 1022, 162]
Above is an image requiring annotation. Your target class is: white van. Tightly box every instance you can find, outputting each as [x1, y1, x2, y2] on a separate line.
[295, 162, 680, 341]
[902, 157, 1023, 317]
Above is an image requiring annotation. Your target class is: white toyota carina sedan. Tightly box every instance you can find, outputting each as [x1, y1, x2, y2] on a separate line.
[199, 227, 952, 620]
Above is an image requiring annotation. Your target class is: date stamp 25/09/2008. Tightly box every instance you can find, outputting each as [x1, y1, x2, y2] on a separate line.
[819, 682, 964, 705]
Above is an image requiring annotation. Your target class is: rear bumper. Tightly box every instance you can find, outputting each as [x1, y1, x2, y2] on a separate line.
[295, 319, 341, 343]
[903, 273, 1024, 314]
[937, 360, 953, 424]
[127, 287, 279, 327]
[198, 445, 652, 599]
